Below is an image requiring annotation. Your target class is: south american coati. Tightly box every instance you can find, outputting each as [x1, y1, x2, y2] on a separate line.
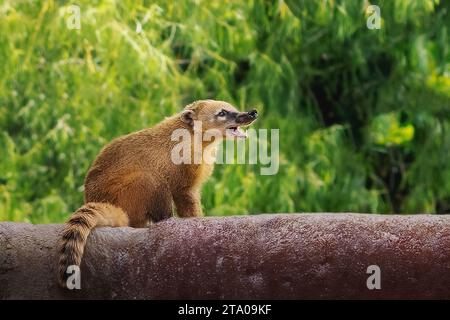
[58, 99, 258, 287]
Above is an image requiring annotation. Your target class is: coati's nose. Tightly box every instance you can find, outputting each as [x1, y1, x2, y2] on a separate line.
[248, 109, 258, 119]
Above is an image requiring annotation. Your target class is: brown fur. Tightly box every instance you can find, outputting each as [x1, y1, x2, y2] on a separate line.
[58, 100, 257, 288]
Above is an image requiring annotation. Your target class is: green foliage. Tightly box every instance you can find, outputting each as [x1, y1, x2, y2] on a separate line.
[370, 112, 415, 146]
[0, 0, 449, 222]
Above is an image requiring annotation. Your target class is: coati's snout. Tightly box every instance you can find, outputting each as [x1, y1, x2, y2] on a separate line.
[180, 100, 258, 138]
[235, 109, 258, 125]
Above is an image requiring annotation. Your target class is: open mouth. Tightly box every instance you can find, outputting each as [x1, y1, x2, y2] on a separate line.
[227, 126, 247, 138]
[226, 122, 254, 139]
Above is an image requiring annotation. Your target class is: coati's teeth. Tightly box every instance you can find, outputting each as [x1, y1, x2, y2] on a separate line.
[227, 126, 247, 138]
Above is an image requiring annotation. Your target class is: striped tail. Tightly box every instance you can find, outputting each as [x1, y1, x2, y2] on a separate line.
[58, 202, 129, 288]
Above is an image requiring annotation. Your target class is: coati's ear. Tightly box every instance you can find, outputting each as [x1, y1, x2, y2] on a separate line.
[180, 109, 195, 125]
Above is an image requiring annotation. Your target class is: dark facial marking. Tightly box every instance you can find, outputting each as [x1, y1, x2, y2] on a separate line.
[226, 111, 238, 120]
[216, 109, 237, 120]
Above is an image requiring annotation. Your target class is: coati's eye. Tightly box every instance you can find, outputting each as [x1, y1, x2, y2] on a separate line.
[217, 110, 226, 117]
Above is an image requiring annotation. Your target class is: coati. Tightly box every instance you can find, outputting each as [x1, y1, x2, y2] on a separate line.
[58, 99, 258, 288]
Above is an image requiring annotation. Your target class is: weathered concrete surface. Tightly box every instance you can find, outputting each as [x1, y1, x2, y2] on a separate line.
[1, 214, 450, 299]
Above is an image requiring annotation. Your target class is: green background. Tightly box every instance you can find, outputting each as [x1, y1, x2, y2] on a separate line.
[1, 0, 449, 223]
